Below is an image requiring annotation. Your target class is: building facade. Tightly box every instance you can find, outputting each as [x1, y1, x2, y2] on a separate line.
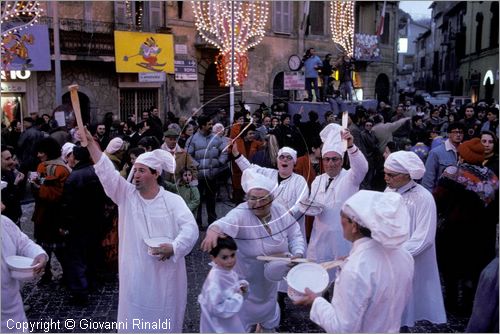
[2, 1, 399, 125]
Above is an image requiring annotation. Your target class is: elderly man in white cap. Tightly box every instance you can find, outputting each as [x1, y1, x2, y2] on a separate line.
[296, 190, 414, 333]
[384, 150, 447, 327]
[201, 168, 305, 332]
[85, 131, 199, 333]
[301, 123, 368, 284]
[231, 145, 309, 240]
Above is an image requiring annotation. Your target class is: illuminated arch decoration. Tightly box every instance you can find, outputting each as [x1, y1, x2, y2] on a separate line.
[1, 1, 43, 38]
[192, 1, 269, 87]
[330, 1, 355, 58]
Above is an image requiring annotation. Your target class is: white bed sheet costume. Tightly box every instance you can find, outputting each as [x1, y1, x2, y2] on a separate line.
[2, 215, 48, 333]
[198, 262, 248, 333]
[384, 151, 447, 326]
[309, 191, 414, 332]
[301, 124, 368, 281]
[234, 147, 309, 240]
[93, 152, 198, 333]
[208, 168, 305, 331]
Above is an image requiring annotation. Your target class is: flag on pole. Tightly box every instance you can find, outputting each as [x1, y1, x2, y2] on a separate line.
[376, 1, 387, 36]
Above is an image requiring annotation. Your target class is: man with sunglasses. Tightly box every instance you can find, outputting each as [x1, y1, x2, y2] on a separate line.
[300, 123, 368, 285]
[384, 151, 446, 328]
[422, 122, 465, 192]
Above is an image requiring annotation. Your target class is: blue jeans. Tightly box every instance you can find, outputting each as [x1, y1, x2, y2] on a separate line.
[305, 77, 319, 102]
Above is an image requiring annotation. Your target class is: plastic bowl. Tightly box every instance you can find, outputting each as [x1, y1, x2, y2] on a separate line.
[285, 262, 329, 301]
[6, 255, 36, 281]
[143, 237, 173, 257]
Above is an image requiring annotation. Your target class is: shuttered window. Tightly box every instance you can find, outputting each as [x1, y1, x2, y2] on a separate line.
[273, 1, 292, 34]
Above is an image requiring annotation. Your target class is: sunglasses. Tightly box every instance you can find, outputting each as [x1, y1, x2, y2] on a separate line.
[278, 155, 294, 161]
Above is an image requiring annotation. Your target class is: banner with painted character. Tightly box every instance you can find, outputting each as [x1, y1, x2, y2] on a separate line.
[1, 24, 51, 71]
[114, 31, 174, 73]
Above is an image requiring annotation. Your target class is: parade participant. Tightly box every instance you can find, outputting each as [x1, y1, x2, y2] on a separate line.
[384, 151, 447, 327]
[301, 124, 368, 282]
[232, 145, 309, 240]
[198, 236, 248, 333]
[296, 190, 414, 333]
[2, 212, 48, 333]
[85, 129, 199, 333]
[201, 168, 305, 332]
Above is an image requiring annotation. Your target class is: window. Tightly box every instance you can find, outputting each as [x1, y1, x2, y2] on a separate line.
[273, 1, 292, 34]
[380, 12, 390, 44]
[120, 89, 159, 121]
[475, 13, 483, 52]
[309, 1, 324, 35]
[114, 1, 164, 32]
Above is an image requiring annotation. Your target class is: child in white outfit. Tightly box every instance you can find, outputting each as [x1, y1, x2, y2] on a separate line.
[198, 236, 249, 333]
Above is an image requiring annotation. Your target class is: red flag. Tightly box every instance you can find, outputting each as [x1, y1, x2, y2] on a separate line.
[376, 1, 387, 36]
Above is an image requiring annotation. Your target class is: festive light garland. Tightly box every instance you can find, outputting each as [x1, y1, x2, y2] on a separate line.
[330, 1, 355, 58]
[1, 1, 43, 38]
[191, 1, 269, 86]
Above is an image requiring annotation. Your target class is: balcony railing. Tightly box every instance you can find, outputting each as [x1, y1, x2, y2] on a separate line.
[38, 17, 167, 58]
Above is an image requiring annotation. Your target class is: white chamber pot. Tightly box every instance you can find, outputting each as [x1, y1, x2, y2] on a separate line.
[143, 237, 173, 258]
[6, 255, 37, 281]
[285, 262, 329, 302]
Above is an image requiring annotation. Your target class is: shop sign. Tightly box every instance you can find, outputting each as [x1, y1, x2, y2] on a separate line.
[1, 81, 27, 93]
[174, 60, 197, 80]
[139, 72, 166, 82]
[175, 44, 188, 55]
[1, 70, 31, 80]
[284, 72, 305, 90]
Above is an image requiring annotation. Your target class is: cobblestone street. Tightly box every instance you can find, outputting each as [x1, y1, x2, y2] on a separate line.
[18, 201, 470, 333]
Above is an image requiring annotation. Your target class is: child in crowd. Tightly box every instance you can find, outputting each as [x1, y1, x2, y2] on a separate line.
[198, 236, 248, 333]
[164, 167, 200, 215]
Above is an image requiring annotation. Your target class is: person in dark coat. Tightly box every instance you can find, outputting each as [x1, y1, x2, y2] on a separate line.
[61, 146, 108, 305]
[1, 145, 24, 225]
[17, 117, 45, 174]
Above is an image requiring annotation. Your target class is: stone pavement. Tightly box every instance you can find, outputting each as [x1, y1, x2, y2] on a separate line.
[17, 200, 470, 333]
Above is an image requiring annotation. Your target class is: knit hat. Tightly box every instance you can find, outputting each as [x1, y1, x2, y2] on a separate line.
[458, 138, 485, 165]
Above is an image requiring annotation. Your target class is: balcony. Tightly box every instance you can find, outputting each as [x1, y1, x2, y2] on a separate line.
[39, 17, 168, 58]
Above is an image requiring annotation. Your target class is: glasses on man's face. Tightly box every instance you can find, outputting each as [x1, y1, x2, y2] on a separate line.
[278, 155, 293, 161]
[450, 130, 464, 135]
[384, 171, 402, 178]
[247, 195, 272, 204]
[322, 156, 342, 163]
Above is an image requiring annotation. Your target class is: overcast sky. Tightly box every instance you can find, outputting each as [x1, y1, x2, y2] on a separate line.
[399, 1, 433, 20]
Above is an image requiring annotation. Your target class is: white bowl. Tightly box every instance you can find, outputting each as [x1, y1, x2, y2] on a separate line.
[286, 262, 329, 301]
[6, 256, 37, 281]
[143, 237, 173, 257]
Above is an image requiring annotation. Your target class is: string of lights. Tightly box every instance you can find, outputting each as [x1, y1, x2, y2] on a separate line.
[1, 1, 43, 38]
[330, 1, 355, 58]
[191, 0, 269, 86]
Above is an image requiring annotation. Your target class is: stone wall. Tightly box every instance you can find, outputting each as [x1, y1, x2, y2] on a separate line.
[37, 62, 119, 124]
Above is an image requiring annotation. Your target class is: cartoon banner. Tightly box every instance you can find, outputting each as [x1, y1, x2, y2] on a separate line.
[1, 25, 51, 71]
[114, 31, 174, 73]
